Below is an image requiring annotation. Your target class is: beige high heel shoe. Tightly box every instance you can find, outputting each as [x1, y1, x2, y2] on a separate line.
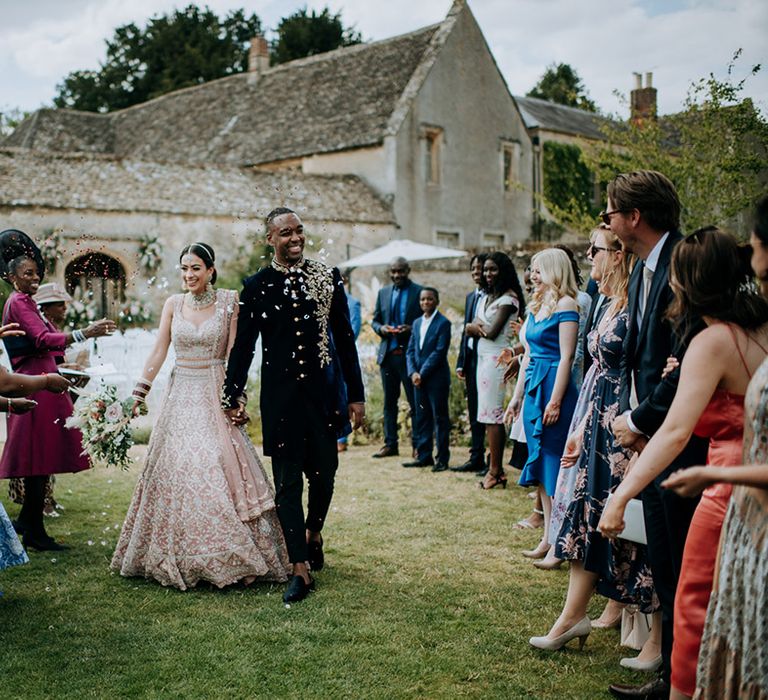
[529, 616, 592, 651]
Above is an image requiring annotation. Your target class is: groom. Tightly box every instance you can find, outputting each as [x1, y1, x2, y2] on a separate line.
[223, 207, 365, 603]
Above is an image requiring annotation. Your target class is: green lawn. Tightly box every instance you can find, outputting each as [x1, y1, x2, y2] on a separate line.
[1, 445, 648, 699]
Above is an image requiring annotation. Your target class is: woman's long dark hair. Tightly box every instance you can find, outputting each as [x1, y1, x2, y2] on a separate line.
[666, 226, 768, 339]
[480, 251, 527, 317]
[179, 243, 217, 285]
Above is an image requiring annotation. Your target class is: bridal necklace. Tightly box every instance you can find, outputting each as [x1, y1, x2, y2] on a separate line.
[185, 286, 216, 309]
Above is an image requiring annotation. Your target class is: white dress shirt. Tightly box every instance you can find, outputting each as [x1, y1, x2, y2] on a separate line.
[419, 311, 436, 350]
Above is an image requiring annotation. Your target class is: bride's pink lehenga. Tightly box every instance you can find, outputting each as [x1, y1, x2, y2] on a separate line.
[111, 290, 290, 590]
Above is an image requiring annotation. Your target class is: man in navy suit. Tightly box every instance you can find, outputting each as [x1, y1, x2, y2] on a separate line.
[404, 287, 451, 471]
[452, 254, 487, 472]
[371, 257, 423, 458]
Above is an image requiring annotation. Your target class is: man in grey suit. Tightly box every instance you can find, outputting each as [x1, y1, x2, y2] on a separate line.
[371, 257, 423, 458]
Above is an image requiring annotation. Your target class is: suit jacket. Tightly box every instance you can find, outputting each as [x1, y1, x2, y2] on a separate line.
[456, 289, 482, 372]
[223, 259, 364, 457]
[406, 312, 451, 389]
[371, 281, 423, 364]
[620, 232, 701, 436]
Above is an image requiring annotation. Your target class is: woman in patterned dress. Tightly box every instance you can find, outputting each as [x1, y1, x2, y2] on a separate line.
[111, 243, 289, 590]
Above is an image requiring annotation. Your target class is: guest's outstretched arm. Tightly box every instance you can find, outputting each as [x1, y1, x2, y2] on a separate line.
[662, 464, 768, 497]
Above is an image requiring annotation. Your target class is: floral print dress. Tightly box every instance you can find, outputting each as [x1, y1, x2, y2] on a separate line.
[553, 307, 656, 611]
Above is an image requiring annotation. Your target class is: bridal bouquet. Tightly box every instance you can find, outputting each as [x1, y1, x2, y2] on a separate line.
[66, 384, 144, 470]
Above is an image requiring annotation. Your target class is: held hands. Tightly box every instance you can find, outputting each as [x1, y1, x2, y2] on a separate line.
[225, 405, 250, 426]
[661, 466, 712, 498]
[348, 402, 365, 430]
[464, 322, 485, 338]
[543, 400, 561, 426]
[597, 495, 626, 540]
[0, 322, 24, 339]
[612, 414, 643, 449]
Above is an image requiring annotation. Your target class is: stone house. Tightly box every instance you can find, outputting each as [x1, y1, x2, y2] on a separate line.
[1, 0, 534, 315]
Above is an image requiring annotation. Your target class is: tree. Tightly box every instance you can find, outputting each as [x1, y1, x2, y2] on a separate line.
[527, 63, 597, 112]
[272, 7, 361, 65]
[53, 6, 262, 112]
[585, 52, 767, 234]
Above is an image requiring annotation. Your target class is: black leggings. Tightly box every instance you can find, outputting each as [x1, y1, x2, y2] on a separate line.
[17, 476, 47, 538]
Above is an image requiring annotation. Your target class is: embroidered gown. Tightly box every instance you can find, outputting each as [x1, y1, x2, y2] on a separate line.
[111, 290, 290, 590]
[553, 308, 656, 610]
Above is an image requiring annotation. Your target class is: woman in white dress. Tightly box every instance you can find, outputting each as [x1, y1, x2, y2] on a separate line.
[111, 243, 290, 590]
[465, 252, 526, 490]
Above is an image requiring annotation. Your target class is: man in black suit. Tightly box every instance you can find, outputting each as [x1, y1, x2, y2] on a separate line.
[371, 257, 423, 458]
[404, 287, 452, 472]
[601, 171, 708, 700]
[452, 254, 487, 472]
[223, 207, 365, 603]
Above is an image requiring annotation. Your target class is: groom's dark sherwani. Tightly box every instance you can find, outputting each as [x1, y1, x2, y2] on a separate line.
[223, 258, 364, 563]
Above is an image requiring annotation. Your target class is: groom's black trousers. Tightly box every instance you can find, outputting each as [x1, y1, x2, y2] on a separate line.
[270, 404, 339, 564]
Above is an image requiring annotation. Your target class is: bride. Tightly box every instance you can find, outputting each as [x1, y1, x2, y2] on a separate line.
[111, 243, 290, 589]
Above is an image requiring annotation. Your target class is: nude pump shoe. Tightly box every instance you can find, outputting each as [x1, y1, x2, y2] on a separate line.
[529, 616, 592, 651]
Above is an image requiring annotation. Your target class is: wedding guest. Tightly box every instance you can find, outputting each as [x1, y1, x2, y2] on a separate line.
[599, 227, 768, 699]
[404, 287, 452, 471]
[0, 230, 115, 551]
[113, 242, 290, 590]
[338, 272, 362, 453]
[664, 201, 768, 700]
[508, 248, 578, 558]
[465, 252, 525, 489]
[371, 257, 422, 458]
[593, 171, 709, 700]
[453, 254, 488, 472]
[0, 322, 71, 585]
[530, 227, 658, 658]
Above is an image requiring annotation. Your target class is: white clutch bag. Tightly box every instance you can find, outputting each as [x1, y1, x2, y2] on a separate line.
[605, 494, 647, 545]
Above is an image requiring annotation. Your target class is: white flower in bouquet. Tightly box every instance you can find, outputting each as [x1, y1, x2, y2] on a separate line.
[105, 401, 124, 423]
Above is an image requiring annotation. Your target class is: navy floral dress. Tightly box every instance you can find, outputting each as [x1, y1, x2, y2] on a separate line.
[553, 307, 657, 611]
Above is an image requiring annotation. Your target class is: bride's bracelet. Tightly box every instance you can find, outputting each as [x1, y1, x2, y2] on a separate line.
[132, 377, 153, 403]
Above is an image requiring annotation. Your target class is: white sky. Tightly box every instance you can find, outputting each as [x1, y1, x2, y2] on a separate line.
[0, 0, 766, 118]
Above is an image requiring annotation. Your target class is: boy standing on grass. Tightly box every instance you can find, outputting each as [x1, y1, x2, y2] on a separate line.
[403, 287, 452, 472]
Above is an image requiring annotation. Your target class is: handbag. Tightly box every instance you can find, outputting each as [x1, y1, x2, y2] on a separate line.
[605, 493, 647, 545]
[620, 607, 651, 650]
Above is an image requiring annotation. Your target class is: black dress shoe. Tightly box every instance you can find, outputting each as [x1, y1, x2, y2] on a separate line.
[608, 678, 669, 699]
[372, 445, 399, 458]
[22, 533, 68, 552]
[431, 462, 449, 472]
[402, 458, 434, 468]
[308, 538, 324, 571]
[283, 575, 315, 603]
[450, 460, 484, 472]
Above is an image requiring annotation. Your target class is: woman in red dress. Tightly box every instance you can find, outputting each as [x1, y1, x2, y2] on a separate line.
[0, 230, 115, 551]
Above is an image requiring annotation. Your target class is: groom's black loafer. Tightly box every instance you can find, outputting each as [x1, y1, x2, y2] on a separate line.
[308, 538, 324, 571]
[283, 575, 315, 603]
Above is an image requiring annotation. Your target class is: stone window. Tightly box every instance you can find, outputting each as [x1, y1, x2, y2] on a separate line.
[502, 141, 521, 191]
[435, 231, 461, 249]
[423, 127, 443, 185]
[482, 232, 506, 250]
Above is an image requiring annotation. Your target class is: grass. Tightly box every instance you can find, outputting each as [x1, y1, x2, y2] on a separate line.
[0, 445, 649, 699]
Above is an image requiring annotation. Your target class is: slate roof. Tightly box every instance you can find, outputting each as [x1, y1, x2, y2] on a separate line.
[0, 148, 393, 223]
[514, 95, 610, 141]
[4, 23, 443, 166]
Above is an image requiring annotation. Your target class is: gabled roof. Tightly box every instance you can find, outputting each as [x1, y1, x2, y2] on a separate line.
[514, 95, 610, 141]
[0, 148, 393, 223]
[4, 18, 451, 166]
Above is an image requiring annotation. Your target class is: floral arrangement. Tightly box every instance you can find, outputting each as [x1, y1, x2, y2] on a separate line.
[40, 229, 63, 274]
[138, 235, 163, 275]
[116, 297, 154, 330]
[64, 287, 99, 330]
[66, 384, 145, 470]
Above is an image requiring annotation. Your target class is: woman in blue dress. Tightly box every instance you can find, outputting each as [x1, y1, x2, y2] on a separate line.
[509, 248, 579, 561]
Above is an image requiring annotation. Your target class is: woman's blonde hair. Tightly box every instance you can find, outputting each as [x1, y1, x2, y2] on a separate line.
[528, 248, 578, 318]
[596, 228, 632, 313]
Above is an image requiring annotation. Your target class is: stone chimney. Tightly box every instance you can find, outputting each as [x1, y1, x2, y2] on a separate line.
[248, 36, 270, 84]
[630, 71, 657, 125]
